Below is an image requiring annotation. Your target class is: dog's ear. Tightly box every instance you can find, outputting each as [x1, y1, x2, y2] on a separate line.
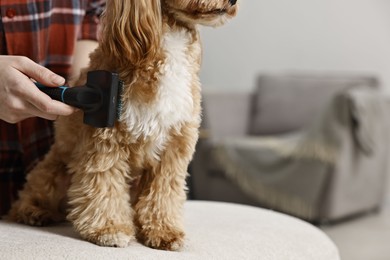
[101, 0, 162, 67]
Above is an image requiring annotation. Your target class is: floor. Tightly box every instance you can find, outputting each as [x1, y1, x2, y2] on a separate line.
[321, 200, 390, 260]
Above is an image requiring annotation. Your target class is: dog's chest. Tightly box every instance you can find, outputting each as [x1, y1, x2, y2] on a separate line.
[121, 29, 198, 157]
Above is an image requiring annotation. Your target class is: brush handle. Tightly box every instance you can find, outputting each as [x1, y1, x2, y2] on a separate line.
[35, 83, 102, 111]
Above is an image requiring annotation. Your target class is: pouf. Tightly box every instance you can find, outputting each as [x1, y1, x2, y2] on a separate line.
[0, 201, 339, 260]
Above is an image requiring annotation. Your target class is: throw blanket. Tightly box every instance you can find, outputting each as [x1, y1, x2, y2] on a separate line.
[213, 86, 386, 220]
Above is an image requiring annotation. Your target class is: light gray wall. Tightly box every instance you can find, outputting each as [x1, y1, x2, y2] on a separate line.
[200, 0, 390, 91]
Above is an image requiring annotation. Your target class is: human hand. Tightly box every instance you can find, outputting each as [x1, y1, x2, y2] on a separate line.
[0, 55, 76, 123]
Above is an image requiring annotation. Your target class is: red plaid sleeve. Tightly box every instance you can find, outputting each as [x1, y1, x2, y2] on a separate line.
[79, 0, 106, 41]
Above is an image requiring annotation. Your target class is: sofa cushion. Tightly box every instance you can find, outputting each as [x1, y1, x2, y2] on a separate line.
[249, 74, 377, 135]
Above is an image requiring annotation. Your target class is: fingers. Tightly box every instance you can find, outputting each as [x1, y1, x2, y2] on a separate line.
[0, 96, 58, 123]
[10, 56, 65, 86]
[1, 99, 73, 124]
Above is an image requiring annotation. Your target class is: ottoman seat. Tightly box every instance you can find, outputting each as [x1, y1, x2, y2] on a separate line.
[0, 201, 339, 260]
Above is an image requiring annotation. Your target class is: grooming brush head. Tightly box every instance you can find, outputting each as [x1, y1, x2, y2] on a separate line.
[83, 70, 122, 128]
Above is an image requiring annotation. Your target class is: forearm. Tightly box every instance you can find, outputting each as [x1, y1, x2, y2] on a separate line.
[70, 40, 99, 81]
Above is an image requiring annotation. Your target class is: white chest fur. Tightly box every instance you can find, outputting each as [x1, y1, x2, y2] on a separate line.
[121, 29, 195, 159]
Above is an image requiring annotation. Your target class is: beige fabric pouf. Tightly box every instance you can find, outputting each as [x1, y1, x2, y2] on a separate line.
[0, 201, 339, 260]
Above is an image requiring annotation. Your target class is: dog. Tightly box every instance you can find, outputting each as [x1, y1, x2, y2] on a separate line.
[8, 0, 238, 250]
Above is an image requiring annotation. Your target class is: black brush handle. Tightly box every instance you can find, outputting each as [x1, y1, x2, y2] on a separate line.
[35, 83, 102, 111]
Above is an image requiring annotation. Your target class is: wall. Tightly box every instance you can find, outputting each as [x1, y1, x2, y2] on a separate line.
[200, 0, 390, 91]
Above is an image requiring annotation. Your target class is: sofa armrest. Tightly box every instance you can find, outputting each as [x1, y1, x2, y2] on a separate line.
[320, 86, 390, 220]
[202, 91, 253, 140]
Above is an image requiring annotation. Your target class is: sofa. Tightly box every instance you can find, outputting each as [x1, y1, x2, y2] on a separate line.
[191, 73, 390, 223]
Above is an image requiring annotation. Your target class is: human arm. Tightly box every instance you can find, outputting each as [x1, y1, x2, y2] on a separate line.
[68, 0, 103, 81]
[0, 0, 104, 124]
[69, 40, 99, 82]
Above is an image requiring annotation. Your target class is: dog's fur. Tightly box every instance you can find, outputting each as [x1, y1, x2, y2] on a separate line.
[7, 0, 237, 250]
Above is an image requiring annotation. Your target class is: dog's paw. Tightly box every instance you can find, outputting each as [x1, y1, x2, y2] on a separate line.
[7, 203, 63, 226]
[138, 227, 185, 251]
[85, 226, 135, 248]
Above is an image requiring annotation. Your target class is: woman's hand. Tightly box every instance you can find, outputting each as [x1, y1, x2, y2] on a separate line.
[0, 55, 76, 123]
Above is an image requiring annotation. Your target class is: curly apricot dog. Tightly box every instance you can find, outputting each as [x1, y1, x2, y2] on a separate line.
[8, 0, 238, 250]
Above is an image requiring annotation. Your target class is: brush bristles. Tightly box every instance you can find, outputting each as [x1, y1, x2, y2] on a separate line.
[117, 80, 124, 120]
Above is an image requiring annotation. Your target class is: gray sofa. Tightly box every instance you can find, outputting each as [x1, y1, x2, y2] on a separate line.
[191, 74, 390, 222]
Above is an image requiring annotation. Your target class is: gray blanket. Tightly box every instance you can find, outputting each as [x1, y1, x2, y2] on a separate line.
[213, 86, 386, 220]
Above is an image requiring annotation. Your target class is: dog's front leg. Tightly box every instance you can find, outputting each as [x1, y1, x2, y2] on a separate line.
[66, 147, 135, 248]
[134, 124, 198, 251]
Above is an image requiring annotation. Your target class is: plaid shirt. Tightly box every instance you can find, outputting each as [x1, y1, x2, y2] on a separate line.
[0, 0, 105, 216]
